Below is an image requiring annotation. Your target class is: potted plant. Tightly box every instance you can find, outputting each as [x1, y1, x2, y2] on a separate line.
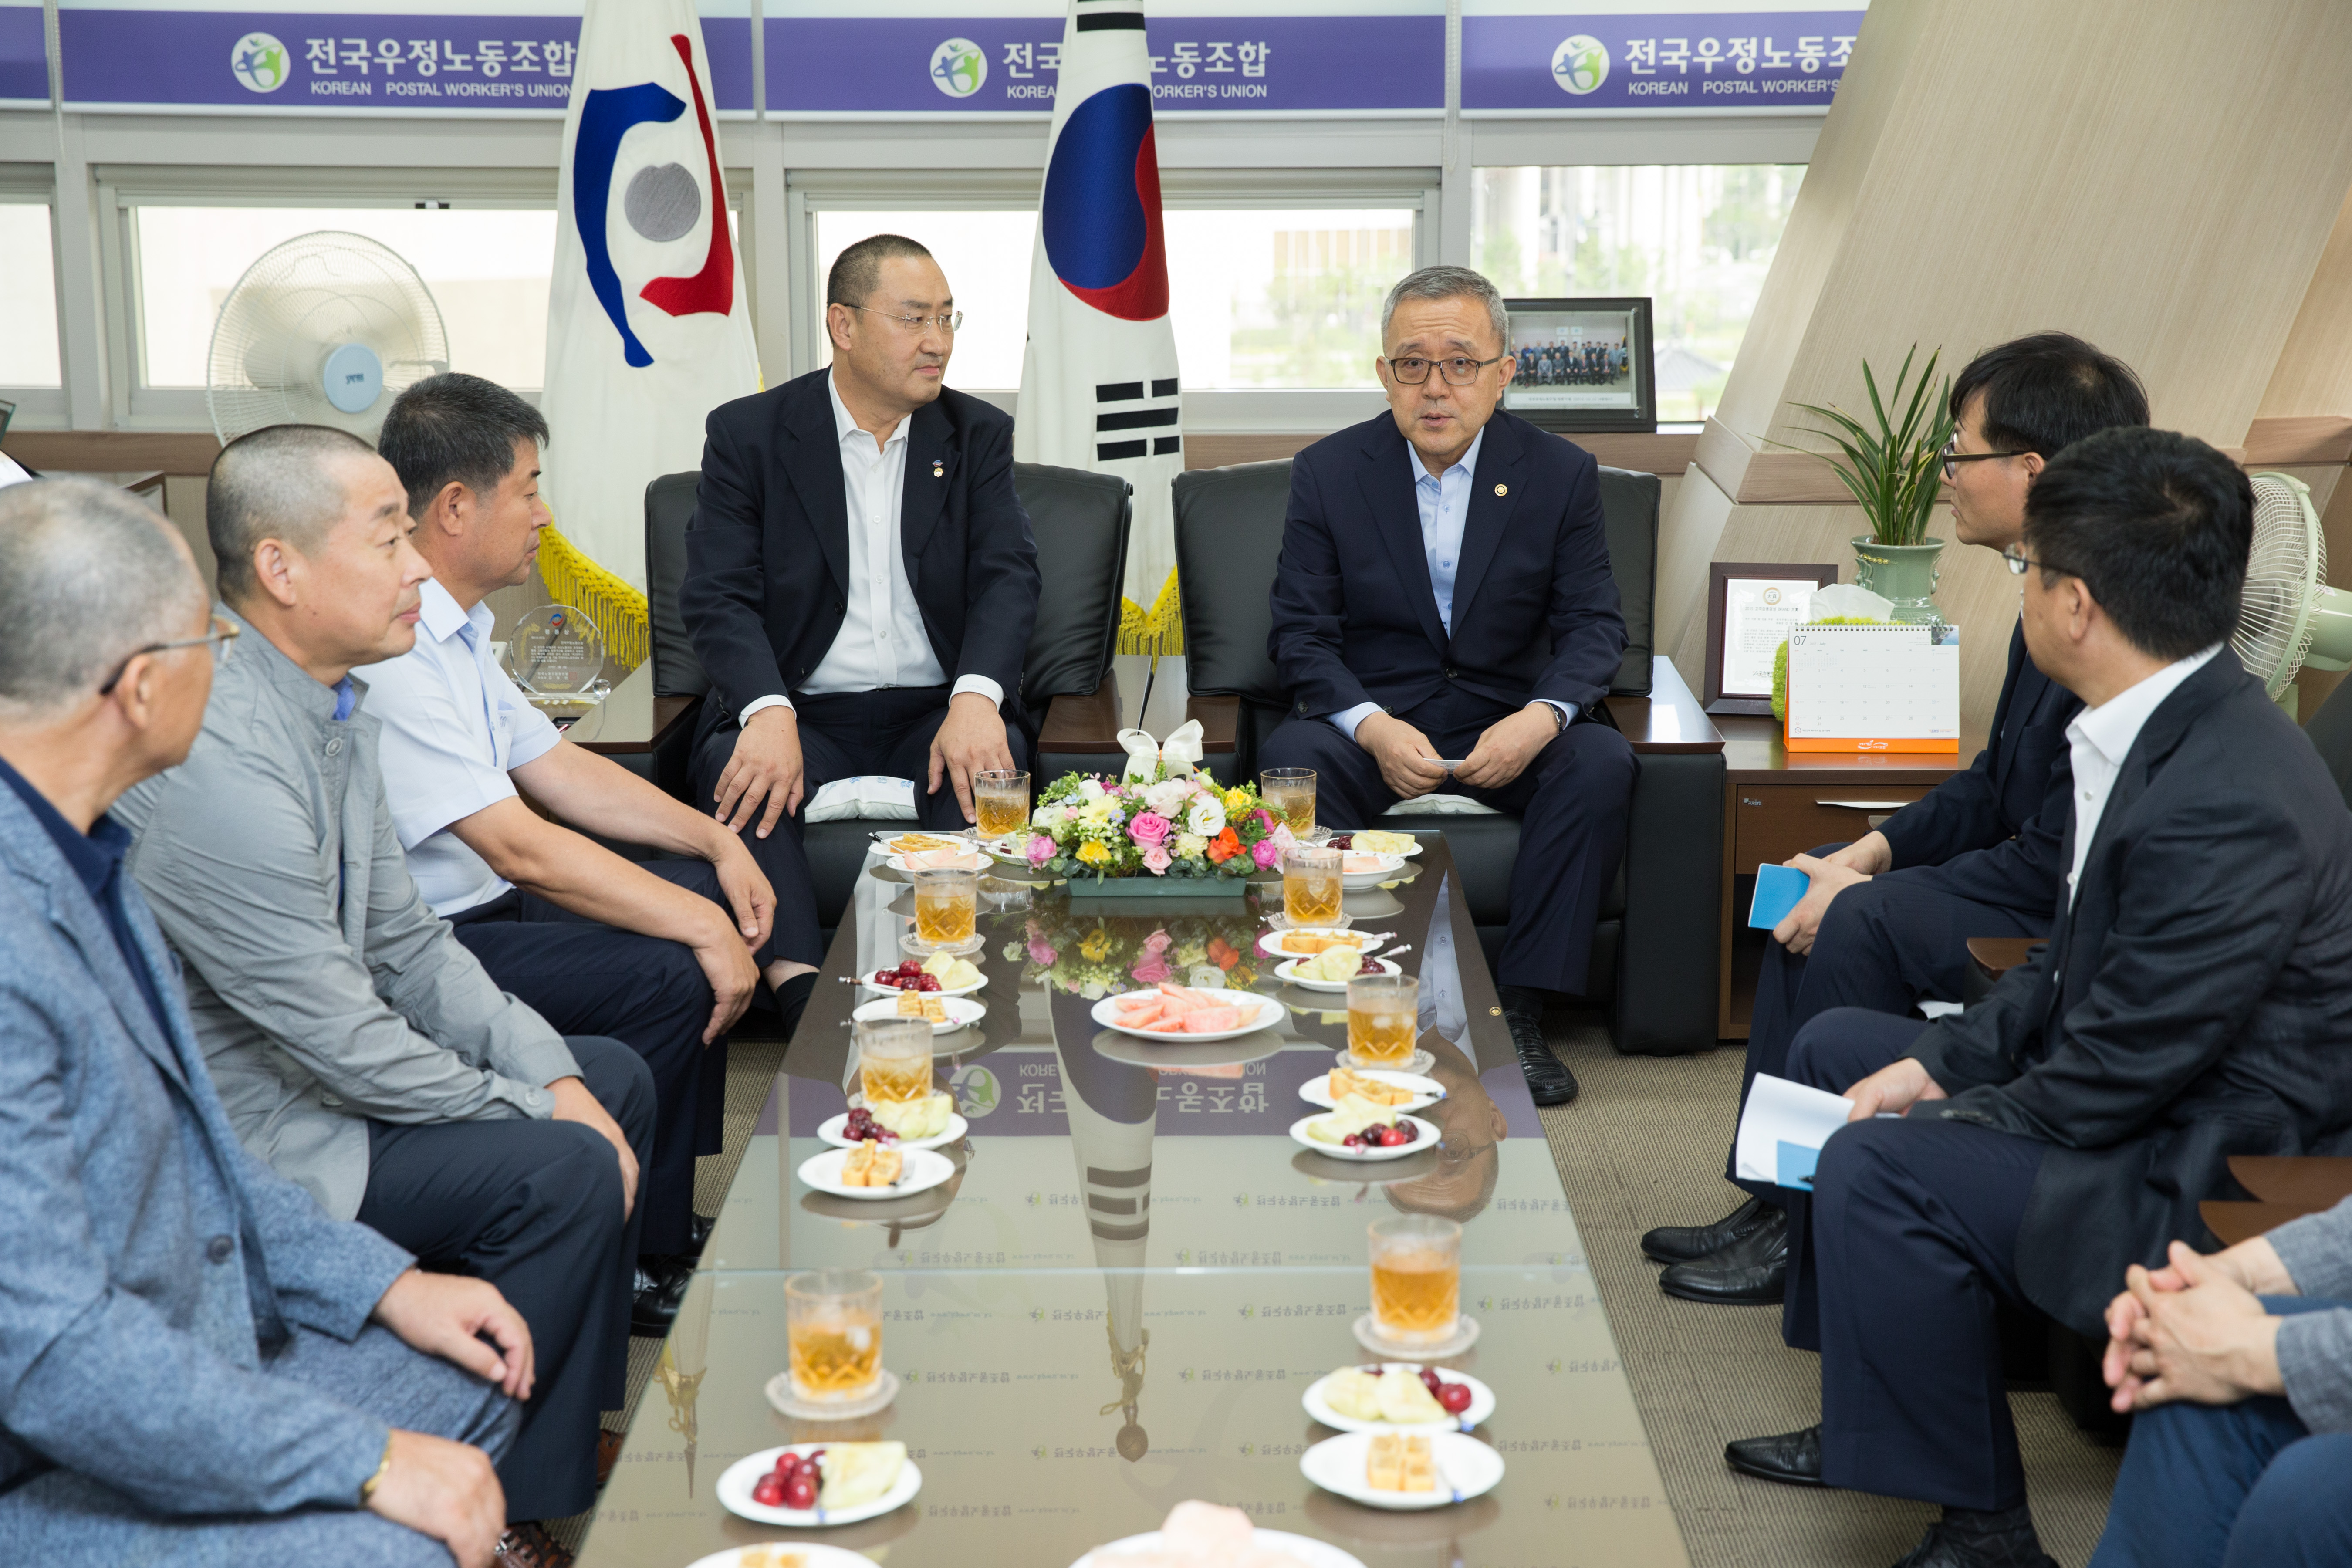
[1782, 345, 1957, 625]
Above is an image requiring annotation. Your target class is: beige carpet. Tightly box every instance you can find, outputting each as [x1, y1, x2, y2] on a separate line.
[1536, 1011, 2122, 1568]
[554, 1016, 2124, 1564]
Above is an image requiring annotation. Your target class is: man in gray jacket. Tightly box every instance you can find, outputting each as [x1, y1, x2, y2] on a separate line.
[0, 476, 523, 1567]
[114, 426, 654, 1554]
[2090, 1197, 2352, 1565]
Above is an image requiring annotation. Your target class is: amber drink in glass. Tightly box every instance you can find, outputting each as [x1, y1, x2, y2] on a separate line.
[1282, 845, 1344, 926]
[1346, 973, 1419, 1068]
[855, 1018, 933, 1107]
[974, 769, 1031, 840]
[1260, 767, 1317, 837]
[912, 866, 978, 946]
[786, 1268, 884, 1402]
[1369, 1214, 1461, 1345]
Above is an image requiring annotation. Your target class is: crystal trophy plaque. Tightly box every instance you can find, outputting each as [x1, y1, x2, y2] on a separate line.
[507, 605, 608, 703]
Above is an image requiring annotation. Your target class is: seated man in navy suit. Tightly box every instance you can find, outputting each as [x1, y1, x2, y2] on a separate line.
[1642, 333, 2150, 1308]
[1262, 264, 1636, 1107]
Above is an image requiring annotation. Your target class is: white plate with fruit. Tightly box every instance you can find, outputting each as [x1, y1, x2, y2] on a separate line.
[1092, 987, 1282, 1043]
[1257, 927, 1383, 961]
[1338, 852, 1409, 890]
[818, 1098, 967, 1152]
[884, 847, 993, 875]
[1299, 1066, 1444, 1113]
[683, 1545, 881, 1568]
[1291, 1106, 1437, 1160]
[1328, 830, 1421, 859]
[859, 954, 985, 998]
[716, 1442, 921, 1527]
[1276, 953, 1402, 993]
[1303, 1363, 1493, 1433]
[849, 994, 986, 1035]
[1073, 1501, 1367, 1568]
[1299, 1429, 1502, 1511]
[797, 1144, 956, 1200]
[869, 829, 973, 854]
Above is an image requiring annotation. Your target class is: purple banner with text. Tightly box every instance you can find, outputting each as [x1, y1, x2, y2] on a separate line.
[1462, 9, 1863, 112]
[1, 5, 45, 102]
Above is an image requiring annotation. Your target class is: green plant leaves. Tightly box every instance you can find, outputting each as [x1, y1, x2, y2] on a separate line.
[1772, 344, 1958, 546]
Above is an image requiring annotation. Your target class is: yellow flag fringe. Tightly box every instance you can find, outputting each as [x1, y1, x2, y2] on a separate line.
[1115, 566, 1184, 656]
[535, 517, 649, 671]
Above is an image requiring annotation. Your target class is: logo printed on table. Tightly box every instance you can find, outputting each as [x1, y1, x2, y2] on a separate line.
[1551, 33, 1608, 94]
[229, 31, 289, 93]
[929, 37, 987, 98]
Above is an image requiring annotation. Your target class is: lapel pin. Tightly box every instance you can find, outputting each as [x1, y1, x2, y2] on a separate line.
[932, 460, 945, 479]
[1494, 483, 1508, 497]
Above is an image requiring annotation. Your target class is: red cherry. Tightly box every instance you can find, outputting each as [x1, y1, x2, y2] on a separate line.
[918, 975, 942, 992]
[753, 1476, 786, 1507]
[781, 1473, 816, 1510]
[897, 960, 923, 975]
[1419, 1367, 1443, 1395]
[1328, 834, 1353, 850]
[1438, 1382, 1473, 1414]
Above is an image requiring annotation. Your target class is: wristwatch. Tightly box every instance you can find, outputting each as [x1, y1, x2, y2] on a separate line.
[360, 1433, 395, 1505]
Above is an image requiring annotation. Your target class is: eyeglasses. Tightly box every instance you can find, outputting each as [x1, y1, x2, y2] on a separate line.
[1942, 438, 2034, 481]
[2001, 545, 2063, 578]
[1386, 355, 1504, 386]
[850, 305, 963, 335]
[98, 613, 239, 695]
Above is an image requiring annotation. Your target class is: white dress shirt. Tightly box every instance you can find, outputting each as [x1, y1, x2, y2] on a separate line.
[738, 372, 1003, 724]
[2063, 643, 2223, 906]
[1327, 426, 1572, 741]
[365, 578, 564, 916]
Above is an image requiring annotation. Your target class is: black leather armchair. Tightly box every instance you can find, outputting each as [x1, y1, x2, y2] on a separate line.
[1171, 456, 1724, 1055]
[642, 462, 1135, 949]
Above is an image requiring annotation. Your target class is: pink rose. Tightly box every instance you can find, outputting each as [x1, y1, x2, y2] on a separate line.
[1129, 811, 1173, 846]
[1250, 808, 1276, 835]
[1131, 956, 1173, 984]
[1026, 834, 1056, 867]
[1142, 844, 1173, 875]
[1250, 837, 1284, 870]
[1268, 823, 1298, 851]
[1027, 939, 1058, 967]
[1142, 929, 1173, 955]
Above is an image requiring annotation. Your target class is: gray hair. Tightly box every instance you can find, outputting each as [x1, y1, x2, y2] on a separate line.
[1380, 265, 1510, 351]
[0, 477, 206, 717]
[207, 424, 377, 604]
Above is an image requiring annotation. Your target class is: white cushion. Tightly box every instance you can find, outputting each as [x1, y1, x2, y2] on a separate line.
[1381, 792, 1504, 817]
[804, 776, 918, 822]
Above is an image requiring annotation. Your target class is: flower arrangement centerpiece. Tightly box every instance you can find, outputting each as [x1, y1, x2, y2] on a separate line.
[1003, 911, 1258, 998]
[1020, 764, 1294, 893]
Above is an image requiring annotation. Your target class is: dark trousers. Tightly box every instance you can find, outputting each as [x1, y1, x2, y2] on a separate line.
[1734, 842, 2045, 1202]
[1774, 1007, 2047, 1511]
[357, 1034, 652, 1522]
[690, 686, 1033, 969]
[448, 858, 748, 1255]
[1259, 687, 1636, 994]
[2092, 1337, 2352, 1568]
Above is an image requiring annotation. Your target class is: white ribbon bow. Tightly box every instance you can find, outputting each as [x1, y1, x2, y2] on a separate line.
[1117, 720, 1205, 783]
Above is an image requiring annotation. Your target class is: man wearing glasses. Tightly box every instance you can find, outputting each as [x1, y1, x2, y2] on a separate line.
[1643, 333, 2150, 1308]
[681, 233, 1040, 976]
[1264, 263, 1636, 1107]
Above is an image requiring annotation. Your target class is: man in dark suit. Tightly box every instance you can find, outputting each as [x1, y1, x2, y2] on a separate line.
[1720, 427, 2352, 1568]
[1262, 264, 1635, 1106]
[1643, 334, 2150, 1305]
[680, 233, 1041, 973]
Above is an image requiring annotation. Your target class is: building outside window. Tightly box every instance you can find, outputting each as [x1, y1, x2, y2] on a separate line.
[0, 203, 62, 390]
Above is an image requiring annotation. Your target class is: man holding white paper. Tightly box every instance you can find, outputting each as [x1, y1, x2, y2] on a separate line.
[1717, 428, 2352, 1568]
[1645, 334, 2148, 1306]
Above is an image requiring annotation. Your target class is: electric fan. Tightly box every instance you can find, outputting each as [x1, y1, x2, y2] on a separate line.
[2233, 471, 2352, 716]
[205, 232, 449, 445]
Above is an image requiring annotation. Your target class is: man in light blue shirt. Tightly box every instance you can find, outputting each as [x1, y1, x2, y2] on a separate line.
[369, 375, 805, 1331]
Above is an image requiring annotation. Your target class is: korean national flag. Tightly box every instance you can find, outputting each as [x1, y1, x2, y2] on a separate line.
[539, 0, 758, 620]
[1015, 0, 1186, 653]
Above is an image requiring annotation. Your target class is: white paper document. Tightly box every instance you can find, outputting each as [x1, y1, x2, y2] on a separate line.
[1733, 1073, 1857, 1190]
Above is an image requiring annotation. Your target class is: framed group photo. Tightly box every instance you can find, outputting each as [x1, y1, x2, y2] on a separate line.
[1500, 297, 1656, 433]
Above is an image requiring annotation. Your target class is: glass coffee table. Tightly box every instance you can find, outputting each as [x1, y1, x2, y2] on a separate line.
[578, 837, 1686, 1567]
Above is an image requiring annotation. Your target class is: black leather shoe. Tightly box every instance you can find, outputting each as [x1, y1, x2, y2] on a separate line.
[630, 1254, 692, 1336]
[1642, 1195, 1777, 1264]
[1659, 1207, 1788, 1303]
[1889, 1508, 2060, 1568]
[688, 1213, 716, 1256]
[1724, 1423, 1823, 1487]
[1499, 992, 1578, 1106]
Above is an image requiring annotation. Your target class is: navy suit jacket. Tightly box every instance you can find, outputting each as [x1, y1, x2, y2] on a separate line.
[1267, 409, 1625, 723]
[1910, 654, 2352, 1335]
[1879, 619, 2083, 920]
[0, 783, 414, 1516]
[681, 368, 1041, 742]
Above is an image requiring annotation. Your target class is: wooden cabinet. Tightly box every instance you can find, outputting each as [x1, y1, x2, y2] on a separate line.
[1730, 784, 1937, 869]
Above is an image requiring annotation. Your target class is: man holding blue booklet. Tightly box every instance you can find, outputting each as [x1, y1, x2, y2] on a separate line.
[1642, 333, 2149, 1305]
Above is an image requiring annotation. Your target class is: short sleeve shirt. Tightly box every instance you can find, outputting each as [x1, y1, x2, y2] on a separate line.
[364, 578, 563, 916]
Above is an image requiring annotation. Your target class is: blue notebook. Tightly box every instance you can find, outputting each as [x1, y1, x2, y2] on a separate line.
[1748, 864, 1810, 930]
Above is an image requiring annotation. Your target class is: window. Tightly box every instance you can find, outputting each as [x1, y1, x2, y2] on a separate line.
[1473, 165, 1805, 422]
[132, 206, 558, 390]
[812, 204, 1420, 392]
[0, 203, 62, 389]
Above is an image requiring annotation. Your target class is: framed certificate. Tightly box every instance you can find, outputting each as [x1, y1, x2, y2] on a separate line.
[1702, 562, 1841, 716]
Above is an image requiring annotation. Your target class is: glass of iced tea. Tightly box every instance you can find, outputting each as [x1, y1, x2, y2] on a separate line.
[973, 769, 1031, 841]
[1369, 1214, 1461, 1346]
[1281, 844, 1344, 927]
[1260, 767, 1317, 838]
[1346, 973, 1419, 1069]
[910, 866, 980, 953]
[855, 1018, 934, 1107]
[786, 1268, 884, 1403]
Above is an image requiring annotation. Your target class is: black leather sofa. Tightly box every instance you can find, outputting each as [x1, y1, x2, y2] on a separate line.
[1171, 457, 1723, 1055]
[642, 463, 1135, 952]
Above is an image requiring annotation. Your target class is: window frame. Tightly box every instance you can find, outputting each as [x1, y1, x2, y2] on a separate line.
[0, 173, 68, 421]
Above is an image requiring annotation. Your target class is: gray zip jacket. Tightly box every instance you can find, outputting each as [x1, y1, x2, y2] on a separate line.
[2267, 1193, 2352, 1433]
[115, 605, 578, 1222]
